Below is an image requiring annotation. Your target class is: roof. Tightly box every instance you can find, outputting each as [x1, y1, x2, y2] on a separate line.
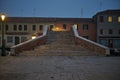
[5, 17, 93, 23]
[95, 9, 120, 15]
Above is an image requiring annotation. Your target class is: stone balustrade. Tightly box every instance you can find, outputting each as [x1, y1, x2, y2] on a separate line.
[10, 25, 48, 55]
[71, 26, 110, 56]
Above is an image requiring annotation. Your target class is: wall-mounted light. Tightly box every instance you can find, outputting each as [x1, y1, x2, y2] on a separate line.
[32, 35, 36, 39]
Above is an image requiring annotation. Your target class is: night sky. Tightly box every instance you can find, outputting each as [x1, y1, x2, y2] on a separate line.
[0, 0, 120, 18]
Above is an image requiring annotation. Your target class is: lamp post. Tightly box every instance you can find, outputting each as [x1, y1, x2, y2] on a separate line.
[1, 13, 6, 56]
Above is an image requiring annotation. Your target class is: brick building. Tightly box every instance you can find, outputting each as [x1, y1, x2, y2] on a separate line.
[0, 17, 96, 47]
[0, 9, 120, 50]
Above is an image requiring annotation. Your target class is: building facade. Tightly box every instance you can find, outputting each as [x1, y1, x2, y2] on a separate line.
[0, 17, 96, 47]
[93, 10, 120, 49]
[0, 9, 120, 50]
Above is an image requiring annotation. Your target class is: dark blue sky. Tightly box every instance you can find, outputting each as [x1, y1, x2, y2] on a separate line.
[0, 0, 120, 18]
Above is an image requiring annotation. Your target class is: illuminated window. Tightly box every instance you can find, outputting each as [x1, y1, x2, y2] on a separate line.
[108, 16, 112, 22]
[118, 16, 120, 22]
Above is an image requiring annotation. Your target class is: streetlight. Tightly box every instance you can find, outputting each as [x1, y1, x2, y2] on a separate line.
[0, 13, 6, 56]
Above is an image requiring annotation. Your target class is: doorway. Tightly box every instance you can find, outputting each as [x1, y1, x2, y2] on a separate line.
[15, 36, 20, 45]
[49, 25, 54, 31]
[108, 39, 113, 48]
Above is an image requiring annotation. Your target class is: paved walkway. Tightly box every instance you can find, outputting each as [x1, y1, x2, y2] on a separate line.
[0, 56, 120, 80]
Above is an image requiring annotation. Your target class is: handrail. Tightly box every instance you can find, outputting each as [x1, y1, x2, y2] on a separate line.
[72, 25, 110, 55]
[10, 25, 48, 54]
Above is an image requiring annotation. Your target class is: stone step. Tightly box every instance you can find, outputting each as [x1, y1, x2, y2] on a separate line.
[46, 31, 74, 45]
[20, 50, 98, 56]
[46, 40, 75, 44]
[46, 36, 74, 39]
[35, 48, 86, 52]
[47, 31, 73, 37]
[35, 45, 84, 50]
[46, 39, 74, 41]
[21, 31, 97, 56]
[46, 41, 74, 45]
[39, 47, 84, 50]
[35, 50, 90, 54]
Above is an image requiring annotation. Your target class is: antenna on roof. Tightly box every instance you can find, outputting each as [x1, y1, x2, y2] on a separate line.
[32, 8, 36, 23]
[81, 8, 83, 17]
[20, 9, 23, 17]
[100, 1, 102, 11]
[33, 8, 36, 17]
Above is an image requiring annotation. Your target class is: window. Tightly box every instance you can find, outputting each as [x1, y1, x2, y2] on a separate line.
[39, 25, 43, 30]
[118, 16, 120, 22]
[0, 37, 1, 44]
[7, 36, 13, 43]
[5, 24, 9, 31]
[63, 24, 67, 29]
[83, 24, 88, 30]
[109, 29, 113, 34]
[113, 39, 120, 48]
[119, 29, 120, 34]
[24, 25, 27, 31]
[82, 36, 88, 39]
[50, 25, 54, 28]
[99, 39, 107, 46]
[0, 24, 1, 31]
[32, 25, 36, 31]
[18, 25, 22, 31]
[21, 37, 27, 42]
[13, 25, 17, 31]
[49, 25, 54, 31]
[15, 36, 20, 45]
[99, 16, 104, 22]
[100, 29, 103, 34]
[108, 16, 112, 22]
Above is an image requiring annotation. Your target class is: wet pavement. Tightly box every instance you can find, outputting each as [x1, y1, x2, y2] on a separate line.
[0, 56, 120, 80]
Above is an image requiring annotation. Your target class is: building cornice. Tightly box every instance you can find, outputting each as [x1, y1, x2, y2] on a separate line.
[5, 17, 93, 23]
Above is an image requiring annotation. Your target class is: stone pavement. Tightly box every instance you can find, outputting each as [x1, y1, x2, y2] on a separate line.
[0, 56, 120, 80]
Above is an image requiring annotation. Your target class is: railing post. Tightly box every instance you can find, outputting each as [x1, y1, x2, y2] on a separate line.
[10, 48, 15, 55]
